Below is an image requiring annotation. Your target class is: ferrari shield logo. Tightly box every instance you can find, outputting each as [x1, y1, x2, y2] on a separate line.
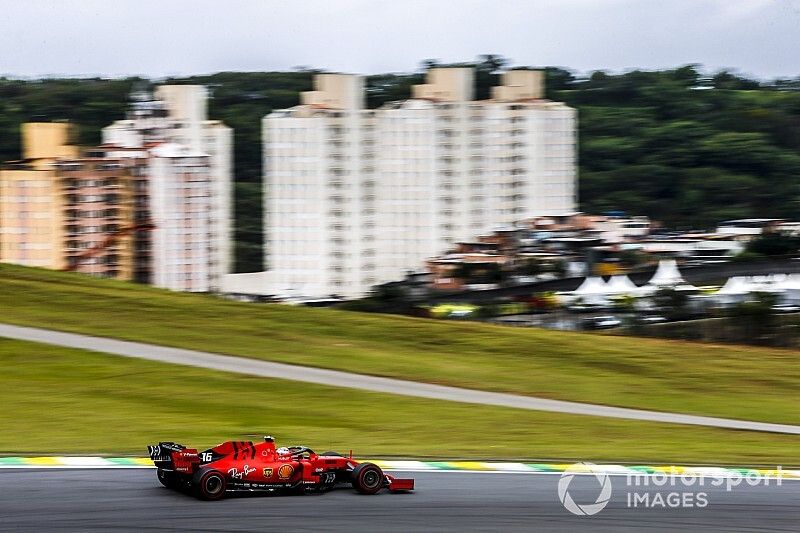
[263, 468, 273, 477]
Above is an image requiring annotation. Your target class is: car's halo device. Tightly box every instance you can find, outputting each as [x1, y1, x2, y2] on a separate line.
[147, 437, 414, 500]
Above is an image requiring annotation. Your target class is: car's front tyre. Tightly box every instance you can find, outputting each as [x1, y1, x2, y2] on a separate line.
[351, 463, 384, 495]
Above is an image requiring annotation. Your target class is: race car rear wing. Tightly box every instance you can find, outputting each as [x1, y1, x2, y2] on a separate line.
[147, 442, 185, 462]
[147, 442, 200, 473]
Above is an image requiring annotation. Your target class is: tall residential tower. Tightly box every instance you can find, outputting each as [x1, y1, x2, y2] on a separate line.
[261, 67, 577, 299]
[103, 85, 233, 291]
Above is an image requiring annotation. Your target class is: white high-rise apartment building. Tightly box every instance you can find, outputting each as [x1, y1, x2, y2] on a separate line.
[103, 85, 233, 292]
[263, 68, 576, 299]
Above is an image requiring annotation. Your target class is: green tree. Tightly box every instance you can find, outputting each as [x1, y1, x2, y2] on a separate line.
[745, 233, 800, 256]
[652, 287, 691, 321]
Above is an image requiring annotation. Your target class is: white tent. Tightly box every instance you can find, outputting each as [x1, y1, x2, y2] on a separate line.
[571, 276, 609, 306]
[774, 274, 800, 304]
[648, 259, 685, 286]
[574, 276, 608, 295]
[717, 276, 751, 295]
[605, 275, 638, 295]
[714, 276, 763, 305]
[647, 259, 697, 291]
[770, 273, 788, 284]
[774, 273, 800, 291]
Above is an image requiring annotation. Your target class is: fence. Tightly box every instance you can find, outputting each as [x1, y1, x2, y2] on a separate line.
[619, 314, 800, 349]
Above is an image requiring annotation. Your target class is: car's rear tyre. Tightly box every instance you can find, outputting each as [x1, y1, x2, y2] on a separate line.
[157, 468, 178, 489]
[351, 463, 384, 495]
[193, 468, 227, 501]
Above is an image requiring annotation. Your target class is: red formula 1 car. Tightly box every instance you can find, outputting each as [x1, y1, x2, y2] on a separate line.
[147, 436, 414, 500]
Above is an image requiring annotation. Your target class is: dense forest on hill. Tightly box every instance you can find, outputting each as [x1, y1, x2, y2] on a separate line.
[1, 56, 799, 272]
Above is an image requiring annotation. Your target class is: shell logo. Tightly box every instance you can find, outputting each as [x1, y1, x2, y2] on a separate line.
[278, 464, 294, 479]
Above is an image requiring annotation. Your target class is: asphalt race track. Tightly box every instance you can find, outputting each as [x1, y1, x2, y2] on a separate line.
[0, 469, 797, 532]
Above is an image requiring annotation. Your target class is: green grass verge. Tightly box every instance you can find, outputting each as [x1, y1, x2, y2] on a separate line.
[1, 337, 798, 465]
[1, 264, 799, 426]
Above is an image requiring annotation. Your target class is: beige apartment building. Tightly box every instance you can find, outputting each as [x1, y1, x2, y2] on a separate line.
[57, 150, 138, 280]
[0, 123, 78, 270]
[0, 123, 141, 279]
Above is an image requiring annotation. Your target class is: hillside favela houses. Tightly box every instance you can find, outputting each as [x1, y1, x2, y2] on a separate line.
[223, 66, 578, 300]
[0, 86, 233, 292]
[424, 214, 800, 291]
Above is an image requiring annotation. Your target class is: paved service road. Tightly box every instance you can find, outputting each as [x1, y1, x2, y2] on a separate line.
[0, 469, 797, 532]
[2, 322, 800, 435]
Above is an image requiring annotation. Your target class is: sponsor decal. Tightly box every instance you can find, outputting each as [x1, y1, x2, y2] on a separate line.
[263, 468, 273, 478]
[278, 464, 294, 480]
[227, 465, 256, 479]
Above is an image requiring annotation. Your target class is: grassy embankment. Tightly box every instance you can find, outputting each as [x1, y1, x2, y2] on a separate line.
[1, 338, 798, 465]
[1, 265, 798, 425]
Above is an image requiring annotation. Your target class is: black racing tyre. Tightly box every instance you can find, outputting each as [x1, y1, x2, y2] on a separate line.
[320, 451, 343, 457]
[351, 463, 384, 495]
[193, 468, 227, 501]
[157, 468, 178, 489]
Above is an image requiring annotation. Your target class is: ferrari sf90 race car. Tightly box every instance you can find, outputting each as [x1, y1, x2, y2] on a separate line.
[147, 436, 414, 500]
